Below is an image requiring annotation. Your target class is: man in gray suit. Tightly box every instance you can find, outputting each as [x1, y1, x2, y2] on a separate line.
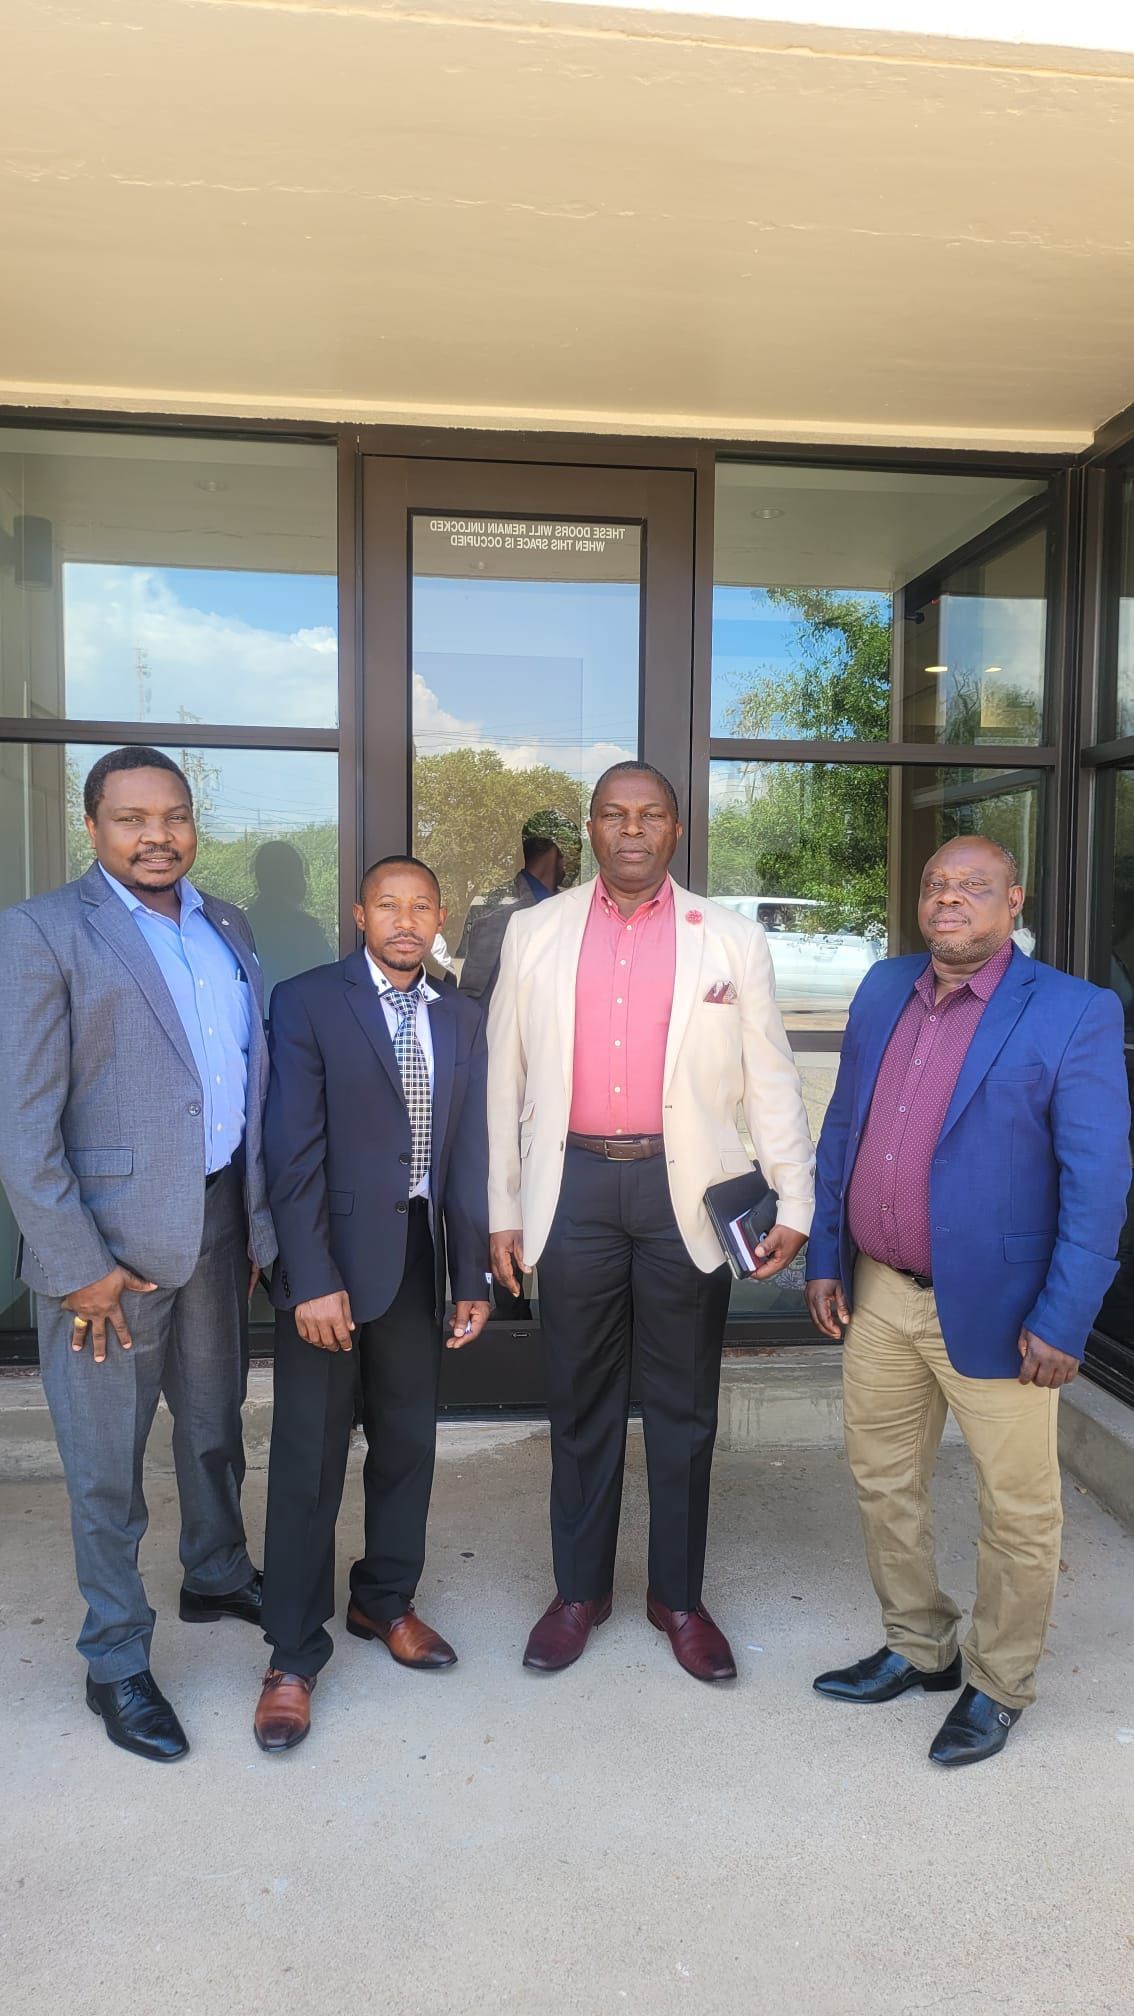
[0, 747, 277, 1763]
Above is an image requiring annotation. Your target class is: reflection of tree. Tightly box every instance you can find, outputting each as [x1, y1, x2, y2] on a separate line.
[939, 669, 1041, 746]
[711, 589, 889, 932]
[414, 747, 585, 946]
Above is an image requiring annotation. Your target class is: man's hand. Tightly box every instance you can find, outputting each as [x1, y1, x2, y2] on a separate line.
[63, 1266, 158, 1364]
[1018, 1328, 1080, 1388]
[751, 1224, 806, 1281]
[490, 1231, 525, 1296]
[448, 1300, 492, 1350]
[805, 1277, 851, 1339]
[295, 1291, 355, 1352]
[248, 1264, 262, 1302]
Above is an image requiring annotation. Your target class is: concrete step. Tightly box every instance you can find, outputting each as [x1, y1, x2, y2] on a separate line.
[1, 1351, 1130, 1530]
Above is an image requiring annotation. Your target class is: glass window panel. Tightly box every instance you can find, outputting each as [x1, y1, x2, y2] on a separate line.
[1102, 473, 1134, 743]
[0, 742, 339, 1339]
[410, 512, 641, 957]
[1090, 768, 1134, 1362]
[712, 464, 1048, 747]
[0, 430, 338, 727]
[708, 758, 1044, 1321]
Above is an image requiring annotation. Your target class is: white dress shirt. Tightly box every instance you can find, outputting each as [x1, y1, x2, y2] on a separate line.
[365, 950, 438, 1200]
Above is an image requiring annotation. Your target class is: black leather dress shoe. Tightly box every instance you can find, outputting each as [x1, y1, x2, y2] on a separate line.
[814, 1645, 964, 1703]
[929, 1685, 1022, 1767]
[179, 1569, 262, 1625]
[86, 1670, 189, 1762]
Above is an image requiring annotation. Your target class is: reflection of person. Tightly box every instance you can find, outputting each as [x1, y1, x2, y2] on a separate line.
[488, 763, 814, 1682]
[0, 747, 276, 1765]
[254, 856, 491, 1753]
[457, 813, 575, 1005]
[807, 836, 1130, 1767]
[245, 839, 334, 1003]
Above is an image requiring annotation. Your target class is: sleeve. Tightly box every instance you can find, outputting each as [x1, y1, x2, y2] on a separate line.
[442, 1008, 492, 1301]
[0, 907, 116, 1297]
[806, 1023, 860, 1284]
[1023, 988, 1132, 1357]
[486, 915, 528, 1234]
[263, 982, 344, 1305]
[737, 924, 816, 1239]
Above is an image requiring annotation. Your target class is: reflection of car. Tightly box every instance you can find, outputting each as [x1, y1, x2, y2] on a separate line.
[714, 895, 884, 1016]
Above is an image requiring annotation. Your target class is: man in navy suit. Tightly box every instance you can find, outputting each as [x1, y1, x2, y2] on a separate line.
[807, 836, 1129, 1767]
[253, 857, 490, 1753]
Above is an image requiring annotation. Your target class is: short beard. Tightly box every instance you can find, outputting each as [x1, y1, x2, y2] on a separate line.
[928, 925, 1008, 965]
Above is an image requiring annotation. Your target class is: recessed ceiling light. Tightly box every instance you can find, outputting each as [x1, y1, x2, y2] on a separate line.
[925, 664, 948, 675]
[750, 507, 784, 520]
[195, 478, 229, 493]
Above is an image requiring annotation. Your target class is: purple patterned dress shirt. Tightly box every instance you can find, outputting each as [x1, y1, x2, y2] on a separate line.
[846, 940, 1015, 1279]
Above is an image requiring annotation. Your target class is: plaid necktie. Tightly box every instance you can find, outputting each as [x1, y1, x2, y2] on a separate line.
[388, 984, 432, 1190]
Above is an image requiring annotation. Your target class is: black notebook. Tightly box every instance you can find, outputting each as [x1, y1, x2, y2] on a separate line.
[703, 1164, 779, 1279]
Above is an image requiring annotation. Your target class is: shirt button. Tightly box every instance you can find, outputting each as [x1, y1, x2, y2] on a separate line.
[881, 1204, 889, 1212]
[216, 1075, 223, 1085]
[198, 979, 205, 988]
[207, 1027, 214, 1036]
[188, 1102, 202, 1116]
[619, 960, 627, 968]
[614, 1040, 621, 1048]
[885, 1153, 893, 1162]
[615, 1128, 623, 1135]
[614, 1086, 622, 1094]
[914, 1059, 922, 1067]
[616, 997, 623, 1005]
[626, 925, 633, 932]
[899, 1105, 907, 1113]
[929, 1016, 937, 1024]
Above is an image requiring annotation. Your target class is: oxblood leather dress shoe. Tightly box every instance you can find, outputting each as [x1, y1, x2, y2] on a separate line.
[523, 1593, 613, 1671]
[254, 1670, 317, 1753]
[929, 1685, 1021, 1767]
[86, 1670, 189, 1762]
[345, 1599, 457, 1669]
[179, 1569, 263, 1626]
[646, 1591, 737, 1681]
[813, 1646, 963, 1703]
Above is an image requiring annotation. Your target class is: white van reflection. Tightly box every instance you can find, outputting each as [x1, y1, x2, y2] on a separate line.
[714, 896, 883, 1016]
[715, 895, 1034, 1018]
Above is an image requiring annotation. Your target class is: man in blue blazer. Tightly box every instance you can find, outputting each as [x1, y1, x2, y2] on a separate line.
[807, 836, 1129, 1766]
[253, 856, 491, 1752]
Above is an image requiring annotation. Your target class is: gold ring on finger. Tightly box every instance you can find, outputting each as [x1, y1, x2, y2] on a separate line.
[72, 1315, 90, 1329]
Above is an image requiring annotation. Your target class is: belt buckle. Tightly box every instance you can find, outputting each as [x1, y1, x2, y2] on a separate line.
[603, 1138, 623, 1160]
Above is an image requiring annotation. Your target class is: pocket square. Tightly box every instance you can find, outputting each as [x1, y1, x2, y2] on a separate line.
[704, 980, 738, 1004]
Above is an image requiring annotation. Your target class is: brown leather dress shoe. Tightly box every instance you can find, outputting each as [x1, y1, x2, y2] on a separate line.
[523, 1592, 613, 1672]
[647, 1591, 737, 1682]
[254, 1669, 316, 1752]
[345, 1599, 457, 1669]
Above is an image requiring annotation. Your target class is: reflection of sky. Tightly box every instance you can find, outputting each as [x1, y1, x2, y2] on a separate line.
[61, 564, 339, 728]
[412, 578, 639, 773]
[70, 743, 338, 840]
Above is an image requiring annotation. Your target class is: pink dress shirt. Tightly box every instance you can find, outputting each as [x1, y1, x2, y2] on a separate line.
[847, 940, 1014, 1278]
[569, 877, 676, 1137]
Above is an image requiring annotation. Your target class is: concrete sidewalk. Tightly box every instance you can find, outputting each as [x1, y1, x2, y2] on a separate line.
[3, 1423, 1133, 2016]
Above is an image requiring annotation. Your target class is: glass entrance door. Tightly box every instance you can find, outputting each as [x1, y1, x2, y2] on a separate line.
[361, 458, 695, 1404]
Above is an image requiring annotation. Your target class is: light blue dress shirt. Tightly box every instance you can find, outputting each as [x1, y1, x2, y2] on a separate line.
[100, 866, 252, 1175]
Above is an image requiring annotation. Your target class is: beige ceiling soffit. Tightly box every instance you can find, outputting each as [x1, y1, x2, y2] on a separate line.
[0, 381, 1090, 453]
[197, 0, 1134, 79]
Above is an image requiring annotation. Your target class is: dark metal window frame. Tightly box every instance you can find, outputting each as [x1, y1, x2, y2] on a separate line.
[0, 404, 1127, 1385]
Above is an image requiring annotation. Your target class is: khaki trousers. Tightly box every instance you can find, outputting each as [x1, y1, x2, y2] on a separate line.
[842, 1256, 1063, 1711]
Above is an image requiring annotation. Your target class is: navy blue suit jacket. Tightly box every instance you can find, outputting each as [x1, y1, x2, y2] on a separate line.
[264, 951, 489, 1325]
[808, 947, 1131, 1376]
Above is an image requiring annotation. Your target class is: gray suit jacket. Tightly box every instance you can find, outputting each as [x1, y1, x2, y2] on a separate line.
[0, 863, 276, 1299]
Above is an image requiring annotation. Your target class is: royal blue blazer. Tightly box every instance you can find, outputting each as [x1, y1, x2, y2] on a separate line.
[807, 947, 1131, 1376]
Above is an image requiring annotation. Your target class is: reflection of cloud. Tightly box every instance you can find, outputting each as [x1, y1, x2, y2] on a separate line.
[412, 673, 634, 786]
[63, 566, 337, 728]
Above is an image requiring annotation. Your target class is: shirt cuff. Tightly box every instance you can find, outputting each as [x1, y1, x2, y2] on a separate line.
[775, 1198, 814, 1239]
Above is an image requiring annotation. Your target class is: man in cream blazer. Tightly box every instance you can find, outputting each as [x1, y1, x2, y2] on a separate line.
[488, 762, 814, 1682]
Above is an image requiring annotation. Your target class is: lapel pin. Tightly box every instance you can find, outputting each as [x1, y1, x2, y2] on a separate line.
[685, 909, 703, 925]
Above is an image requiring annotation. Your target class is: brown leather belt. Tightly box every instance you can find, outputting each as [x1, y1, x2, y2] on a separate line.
[566, 1132, 664, 1162]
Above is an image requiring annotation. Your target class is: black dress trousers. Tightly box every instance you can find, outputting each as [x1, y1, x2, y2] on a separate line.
[534, 1146, 732, 1612]
[262, 1201, 442, 1676]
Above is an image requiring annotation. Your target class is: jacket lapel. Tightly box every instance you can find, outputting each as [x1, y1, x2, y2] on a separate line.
[427, 986, 456, 1166]
[936, 946, 1036, 1146]
[79, 863, 200, 1083]
[200, 892, 266, 1020]
[664, 881, 706, 1091]
[343, 948, 406, 1105]
[555, 883, 596, 1110]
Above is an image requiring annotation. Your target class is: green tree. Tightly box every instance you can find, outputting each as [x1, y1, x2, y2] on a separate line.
[413, 746, 586, 947]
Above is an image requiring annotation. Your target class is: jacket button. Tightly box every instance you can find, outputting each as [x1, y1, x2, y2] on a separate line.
[399, 1152, 410, 1166]
[396, 1200, 408, 1214]
[188, 1102, 202, 1116]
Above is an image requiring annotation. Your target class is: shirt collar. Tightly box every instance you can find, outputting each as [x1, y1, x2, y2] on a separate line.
[364, 947, 439, 1001]
[915, 936, 1015, 1007]
[595, 873, 674, 923]
[99, 862, 201, 919]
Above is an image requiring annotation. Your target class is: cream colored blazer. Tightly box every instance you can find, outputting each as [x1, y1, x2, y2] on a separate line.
[486, 877, 815, 1274]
